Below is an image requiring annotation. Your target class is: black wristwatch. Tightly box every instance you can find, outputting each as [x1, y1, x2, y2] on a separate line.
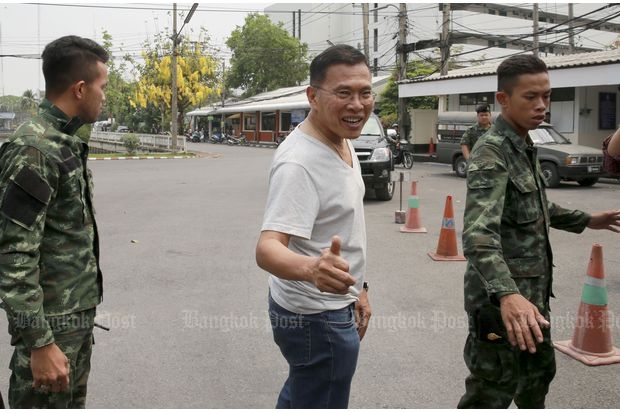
[363, 281, 369, 292]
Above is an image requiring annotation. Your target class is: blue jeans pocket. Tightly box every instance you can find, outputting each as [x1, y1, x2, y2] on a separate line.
[269, 298, 311, 367]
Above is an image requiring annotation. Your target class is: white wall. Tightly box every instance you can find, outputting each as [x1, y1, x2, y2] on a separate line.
[576, 85, 620, 149]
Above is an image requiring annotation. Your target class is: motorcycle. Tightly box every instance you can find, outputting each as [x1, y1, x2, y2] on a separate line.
[389, 136, 414, 169]
[275, 132, 287, 147]
[190, 131, 203, 142]
[227, 133, 247, 145]
[210, 131, 227, 144]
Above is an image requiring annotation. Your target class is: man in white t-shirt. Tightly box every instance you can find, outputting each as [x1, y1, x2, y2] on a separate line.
[256, 44, 373, 409]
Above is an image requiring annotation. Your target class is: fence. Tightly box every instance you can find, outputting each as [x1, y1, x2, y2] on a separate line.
[90, 130, 187, 153]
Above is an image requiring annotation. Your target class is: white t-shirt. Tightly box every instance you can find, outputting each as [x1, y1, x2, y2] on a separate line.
[261, 127, 367, 314]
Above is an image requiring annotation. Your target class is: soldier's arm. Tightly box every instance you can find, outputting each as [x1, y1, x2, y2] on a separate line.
[547, 201, 591, 233]
[0, 144, 57, 349]
[460, 129, 472, 159]
[461, 144, 471, 160]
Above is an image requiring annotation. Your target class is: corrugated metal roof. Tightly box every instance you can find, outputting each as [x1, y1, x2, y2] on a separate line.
[401, 49, 620, 84]
[188, 75, 391, 116]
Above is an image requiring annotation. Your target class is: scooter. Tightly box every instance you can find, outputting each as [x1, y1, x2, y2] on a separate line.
[210, 131, 227, 144]
[190, 131, 202, 142]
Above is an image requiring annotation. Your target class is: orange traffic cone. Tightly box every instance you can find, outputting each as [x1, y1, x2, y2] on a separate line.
[554, 244, 620, 366]
[428, 195, 465, 261]
[400, 181, 427, 233]
[429, 138, 435, 155]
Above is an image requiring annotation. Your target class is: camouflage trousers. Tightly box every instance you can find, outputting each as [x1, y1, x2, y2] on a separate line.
[8, 308, 95, 408]
[457, 327, 556, 408]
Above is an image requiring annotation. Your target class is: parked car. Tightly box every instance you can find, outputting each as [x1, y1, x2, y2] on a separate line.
[116, 125, 130, 133]
[351, 114, 395, 200]
[435, 112, 604, 187]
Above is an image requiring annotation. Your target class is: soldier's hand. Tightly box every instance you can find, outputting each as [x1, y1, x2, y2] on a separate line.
[587, 209, 620, 232]
[31, 343, 70, 393]
[499, 293, 550, 354]
[312, 236, 356, 295]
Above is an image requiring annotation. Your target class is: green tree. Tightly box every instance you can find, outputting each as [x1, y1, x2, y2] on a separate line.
[226, 14, 309, 97]
[378, 60, 439, 127]
[131, 29, 220, 132]
[20, 89, 39, 116]
[101, 31, 135, 129]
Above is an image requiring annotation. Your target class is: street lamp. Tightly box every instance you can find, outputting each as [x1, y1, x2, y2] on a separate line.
[171, 3, 198, 152]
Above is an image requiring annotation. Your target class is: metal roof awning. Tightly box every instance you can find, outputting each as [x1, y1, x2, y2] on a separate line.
[187, 75, 391, 117]
[399, 49, 620, 98]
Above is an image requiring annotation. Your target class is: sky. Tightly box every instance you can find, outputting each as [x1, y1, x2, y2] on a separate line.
[1, 2, 619, 98]
[0, 1, 271, 96]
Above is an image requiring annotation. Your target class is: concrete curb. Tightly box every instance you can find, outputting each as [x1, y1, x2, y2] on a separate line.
[88, 155, 194, 161]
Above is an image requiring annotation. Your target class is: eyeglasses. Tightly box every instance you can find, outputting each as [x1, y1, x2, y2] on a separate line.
[311, 85, 376, 103]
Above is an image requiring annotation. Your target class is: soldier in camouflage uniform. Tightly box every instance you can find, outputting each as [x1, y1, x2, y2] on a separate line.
[460, 103, 492, 161]
[458, 55, 620, 408]
[0, 35, 108, 408]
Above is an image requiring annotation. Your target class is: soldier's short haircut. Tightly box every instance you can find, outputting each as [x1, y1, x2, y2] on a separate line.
[42, 35, 109, 98]
[310, 44, 369, 86]
[497, 54, 547, 95]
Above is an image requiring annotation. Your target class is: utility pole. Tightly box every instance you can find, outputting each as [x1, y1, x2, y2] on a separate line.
[397, 3, 409, 141]
[437, 3, 450, 115]
[171, 3, 179, 152]
[298, 9, 301, 39]
[292, 11, 296, 38]
[532, 3, 539, 57]
[440, 3, 450, 76]
[568, 3, 575, 54]
[362, 3, 369, 60]
[170, 3, 198, 153]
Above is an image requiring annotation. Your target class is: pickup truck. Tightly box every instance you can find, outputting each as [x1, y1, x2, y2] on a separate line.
[351, 114, 395, 200]
[435, 112, 604, 187]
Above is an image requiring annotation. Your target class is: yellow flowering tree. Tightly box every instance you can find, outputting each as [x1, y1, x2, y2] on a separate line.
[131, 30, 220, 132]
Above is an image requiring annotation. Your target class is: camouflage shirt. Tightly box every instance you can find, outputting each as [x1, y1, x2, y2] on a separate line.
[0, 99, 103, 349]
[460, 123, 491, 151]
[462, 115, 590, 314]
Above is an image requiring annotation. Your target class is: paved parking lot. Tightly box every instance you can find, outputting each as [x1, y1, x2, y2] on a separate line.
[0, 144, 618, 408]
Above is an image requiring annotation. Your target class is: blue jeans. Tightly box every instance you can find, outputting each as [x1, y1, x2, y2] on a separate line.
[268, 295, 360, 409]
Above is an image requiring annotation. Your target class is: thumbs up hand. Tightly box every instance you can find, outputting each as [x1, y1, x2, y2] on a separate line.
[312, 236, 356, 295]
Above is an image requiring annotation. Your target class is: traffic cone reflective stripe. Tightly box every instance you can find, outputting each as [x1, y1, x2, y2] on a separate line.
[580, 276, 608, 306]
[400, 181, 427, 233]
[443, 217, 455, 230]
[428, 195, 465, 261]
[554, 244, 620, 366]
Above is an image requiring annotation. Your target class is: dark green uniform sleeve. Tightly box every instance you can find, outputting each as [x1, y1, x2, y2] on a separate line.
[548, 201, 590, 232]
[463, 143, 519, 300]
[0, 144, 57, 348]
[460, 127, 474, 147]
